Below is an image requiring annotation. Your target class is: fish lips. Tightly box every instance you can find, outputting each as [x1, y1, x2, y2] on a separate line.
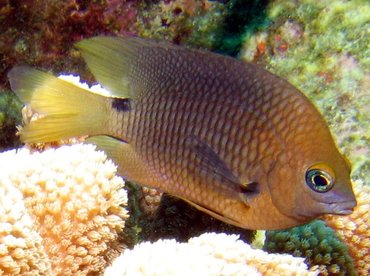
[295, 199, 356, 219]
[322, 199, 357, 215]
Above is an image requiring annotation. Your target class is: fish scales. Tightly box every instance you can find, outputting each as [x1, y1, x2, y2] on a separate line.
[8, 36, 356, 230]
[120, 47, 280, 185]
[107, 46, 314, 225]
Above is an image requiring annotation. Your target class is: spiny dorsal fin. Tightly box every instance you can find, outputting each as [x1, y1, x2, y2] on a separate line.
[77, 36, 163, 99]
[76, 36, 133, 98]
[75, 36, 195, 99]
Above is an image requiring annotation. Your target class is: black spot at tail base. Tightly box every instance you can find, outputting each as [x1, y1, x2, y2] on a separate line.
[112, 98, 131, 112]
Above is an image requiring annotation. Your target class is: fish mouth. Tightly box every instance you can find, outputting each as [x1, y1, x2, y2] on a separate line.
[324, 200, 357, 215]
[294, 199, 356, 219]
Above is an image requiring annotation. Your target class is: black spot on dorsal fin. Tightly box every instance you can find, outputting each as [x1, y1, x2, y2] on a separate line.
[112, 98, 131, 112]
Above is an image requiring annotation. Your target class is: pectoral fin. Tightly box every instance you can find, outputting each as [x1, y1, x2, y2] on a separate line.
[238, 181, 260, 205]
[187, 135, 260, 202]
[187, 135, 239, 187]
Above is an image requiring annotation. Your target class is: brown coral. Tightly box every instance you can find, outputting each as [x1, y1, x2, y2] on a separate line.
[323, 180, 370, 276]
[135, 0, 222, 44]
[0, 0, 140, 90]
[139, 186, 163, 216]
[0, 144, 128, 275]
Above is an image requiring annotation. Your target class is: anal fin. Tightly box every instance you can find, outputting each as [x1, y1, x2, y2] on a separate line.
[87, 136, 156, 186]
[179, 196, 246, 229]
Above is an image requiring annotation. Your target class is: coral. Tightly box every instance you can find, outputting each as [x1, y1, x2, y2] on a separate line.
[139, 186, 163, 216]
[0, 144, 128, 275]
[135, 0, 225, 46]
[0, 0, 235, 91]
[323, 180, 370, 276]
[135, 0, 271, 54]
[264, 220, 356, 275]
[0, 91, 22, 151]
[211, 0, 270, 56]
[240, 0, 370, 183]
[0, 0, 140, 90]
[251, 230, 266, 250]
[0, 173, 51, 274]
[105, 232, 318, 276]
[0, 0, 228, 90]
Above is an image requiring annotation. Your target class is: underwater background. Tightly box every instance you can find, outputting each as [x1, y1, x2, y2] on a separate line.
[0, 0, 369, 275]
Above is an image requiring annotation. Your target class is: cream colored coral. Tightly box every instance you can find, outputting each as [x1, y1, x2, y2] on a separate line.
[323, 180, 370, 276]
[0, 174, 51, 275]
[0, 144, 128, 275]
[105, 232, 319, 276]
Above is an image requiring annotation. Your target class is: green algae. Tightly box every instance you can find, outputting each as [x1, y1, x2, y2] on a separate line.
[135, 0, 226, 47]
[0, 91, 22, 151]
[135, 0, 271, 55]
[212, 0, 271, 56]
[185, 0, 271, 55]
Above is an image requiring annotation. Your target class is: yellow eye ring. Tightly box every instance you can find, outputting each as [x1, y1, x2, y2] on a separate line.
[305, 164, 335, 193]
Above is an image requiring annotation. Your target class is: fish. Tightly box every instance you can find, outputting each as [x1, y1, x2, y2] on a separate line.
[7, 36, 357, 230]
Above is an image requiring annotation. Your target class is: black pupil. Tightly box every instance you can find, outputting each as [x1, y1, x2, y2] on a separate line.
[313, 174, 328, 187]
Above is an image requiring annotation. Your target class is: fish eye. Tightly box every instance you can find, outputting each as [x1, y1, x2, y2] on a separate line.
[305, 165, 334, 193]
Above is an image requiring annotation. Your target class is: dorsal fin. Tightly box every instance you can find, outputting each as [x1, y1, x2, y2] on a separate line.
[76, 36, 133, 98]
[75, 36, 174, 99]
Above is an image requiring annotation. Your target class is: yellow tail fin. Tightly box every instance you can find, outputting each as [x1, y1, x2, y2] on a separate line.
[8, 66, 110, 143]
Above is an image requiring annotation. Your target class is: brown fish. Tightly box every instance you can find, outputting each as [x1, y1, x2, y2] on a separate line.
[8, 36, 356, 230]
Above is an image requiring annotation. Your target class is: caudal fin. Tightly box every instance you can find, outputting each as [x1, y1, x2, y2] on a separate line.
[8, 66, 110, 143]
